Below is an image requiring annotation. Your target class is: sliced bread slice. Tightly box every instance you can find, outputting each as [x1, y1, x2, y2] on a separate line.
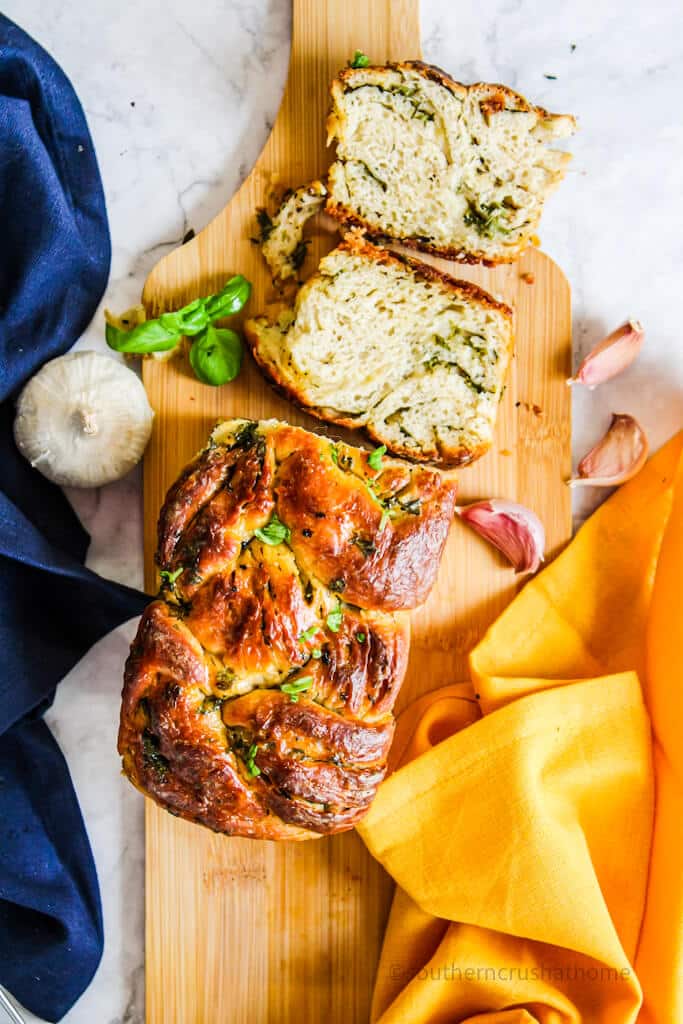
[325, 61, 576, 265]
[244, 234, 513, 467]
[260, 180, 327, 281]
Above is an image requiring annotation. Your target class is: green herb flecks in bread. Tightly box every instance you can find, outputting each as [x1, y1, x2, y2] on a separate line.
[325, 61, 576, 264]
[119, 419, 458, 839]
[259, 181, 327, 281]
[244, 234, 513, 467]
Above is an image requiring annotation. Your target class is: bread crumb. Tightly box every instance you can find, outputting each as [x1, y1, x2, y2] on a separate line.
[515, 400, 543, 417]
[520, 272, 535, 284]
[499, 448, 512, 455]
[260, 181, 327, 281]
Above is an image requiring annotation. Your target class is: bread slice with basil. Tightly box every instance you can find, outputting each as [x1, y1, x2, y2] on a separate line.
[260, 180, 327, 281]
[325, 61, 576, 265]
[244, 234, 513, 467]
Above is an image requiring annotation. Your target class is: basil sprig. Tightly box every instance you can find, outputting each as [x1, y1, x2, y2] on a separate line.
[255, 513, 291, 547]
[246, 743, 261, 777]
[349, 50, 370, 69]
[368, 444, 386, 471]
[298, 625, 318, 644]
[106, 275, 251, 386]
[280, 677, 313, 702]
[326, 601, 343, 633]
[159, 567, 183, 585]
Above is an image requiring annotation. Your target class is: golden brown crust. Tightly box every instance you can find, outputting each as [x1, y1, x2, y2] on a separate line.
[244, 335, 492, 468]
[333, 61, 568, 125]
[243, 236, 512, 467]
[273, 429, 458, 606]
[241, 337, 493, 467]
[326, 60, 576, 265]
[119, 420, 456, 839]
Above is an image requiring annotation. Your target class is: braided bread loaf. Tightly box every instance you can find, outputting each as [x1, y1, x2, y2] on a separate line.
[118, 419, 457, 839]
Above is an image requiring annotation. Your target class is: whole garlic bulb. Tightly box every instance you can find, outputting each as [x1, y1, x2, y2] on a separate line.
[14, 351, 154, 487]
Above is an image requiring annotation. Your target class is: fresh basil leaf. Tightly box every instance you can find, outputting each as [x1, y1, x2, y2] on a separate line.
[254, 513, 291, 546]
[105, 318, 181, 354]
[189, 325, 243, 386]
[170, 299, 209, 336]
[364, 478, 379, 500]
[281, 676, 313, 697]
[298, 625, 318, 644]
[368, 445, 386, 471]
[203, 276, 252, 320]
[326, 602, 343, 633]
[349, 50, 370, 68]
[246, 742, 261, 776]
[159, 567, 183, 584]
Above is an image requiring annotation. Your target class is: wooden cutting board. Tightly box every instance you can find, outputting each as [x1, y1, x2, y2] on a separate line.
[140, 2, 572, 1020]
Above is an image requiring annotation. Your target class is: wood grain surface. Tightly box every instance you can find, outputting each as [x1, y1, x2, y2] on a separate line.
[141, 1, 572, 1020]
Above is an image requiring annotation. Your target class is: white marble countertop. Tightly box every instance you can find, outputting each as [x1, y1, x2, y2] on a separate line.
[3, 1, 682, 1021]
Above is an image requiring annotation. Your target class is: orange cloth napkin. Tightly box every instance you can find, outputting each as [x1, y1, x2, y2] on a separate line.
[357, 432, 683, 1024]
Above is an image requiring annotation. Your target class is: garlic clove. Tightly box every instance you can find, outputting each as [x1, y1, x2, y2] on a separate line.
[457, 499, 545, 574]
[14, 351, 154, 488]
[104, 303, 147, 332]
[568, 319, 644, 389]
[569, 413, 649, 488]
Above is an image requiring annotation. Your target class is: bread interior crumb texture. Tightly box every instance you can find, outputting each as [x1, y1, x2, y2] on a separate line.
[327, 64, 575, 262]
[247, 242, 512, 463]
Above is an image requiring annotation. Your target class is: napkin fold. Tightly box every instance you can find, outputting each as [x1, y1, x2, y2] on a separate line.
[0, 15, 147, 1021]
[358, 432, 683, 1024]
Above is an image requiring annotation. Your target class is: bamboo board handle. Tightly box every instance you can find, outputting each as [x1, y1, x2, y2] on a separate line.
[141, 4, 571, 1021]
[143, 0, 422, 312]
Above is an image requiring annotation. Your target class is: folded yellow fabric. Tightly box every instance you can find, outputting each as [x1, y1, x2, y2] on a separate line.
[357, 432, 683, 1024]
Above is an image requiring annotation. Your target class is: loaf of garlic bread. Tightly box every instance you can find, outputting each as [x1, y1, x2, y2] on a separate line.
[245, 234, 513, 466]
[119, 419, 457, 838]
[325, 61, 576, 264]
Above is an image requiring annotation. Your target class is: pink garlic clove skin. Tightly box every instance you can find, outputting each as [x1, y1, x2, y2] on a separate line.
[457, 499, 546, 574]
[568, 319, 645, 389]
[569, 413, 649, 488]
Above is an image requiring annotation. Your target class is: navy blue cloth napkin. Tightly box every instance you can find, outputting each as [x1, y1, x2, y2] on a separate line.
[0, 14, 147, 1021]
